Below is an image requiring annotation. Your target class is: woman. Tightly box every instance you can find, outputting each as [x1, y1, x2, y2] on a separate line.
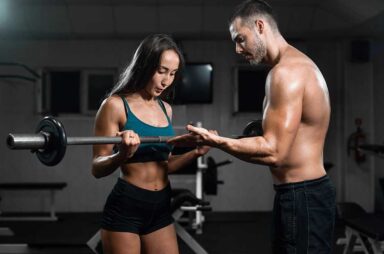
[92, 34, 209, 254]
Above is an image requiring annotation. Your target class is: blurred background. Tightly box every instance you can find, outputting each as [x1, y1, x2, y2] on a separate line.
[0, 0, 384, 253]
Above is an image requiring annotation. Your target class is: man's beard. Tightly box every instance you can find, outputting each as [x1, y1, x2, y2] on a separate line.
[249, 34, 266, 65]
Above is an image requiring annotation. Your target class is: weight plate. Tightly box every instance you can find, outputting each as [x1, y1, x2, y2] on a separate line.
[243, 119, 263, 137]
[35, 116, 67, 166]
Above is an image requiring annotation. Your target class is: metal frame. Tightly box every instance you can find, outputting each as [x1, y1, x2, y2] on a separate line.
[173, 207, 208, 254]
[0, 188, 59, 221]
[0, 62, 41, 83]
[0, 183, 66, 221]
[194, 121, 207, 234]
[0, 244, 29, 254]
[0, 227, 14, 236]
[341, 226, 384, 254]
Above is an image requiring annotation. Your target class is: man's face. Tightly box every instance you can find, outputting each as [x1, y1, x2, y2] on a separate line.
[229, 17, 266, 65]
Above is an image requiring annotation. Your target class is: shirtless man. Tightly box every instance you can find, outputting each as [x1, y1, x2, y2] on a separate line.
[169, 0, 336, 253]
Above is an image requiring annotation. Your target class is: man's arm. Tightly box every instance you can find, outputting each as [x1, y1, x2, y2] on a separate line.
[169, 67, 304, 167]
[219, 67, 304, 166]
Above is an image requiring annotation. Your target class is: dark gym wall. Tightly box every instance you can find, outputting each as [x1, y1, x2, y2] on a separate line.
[372, 41, 384, 212]
[1, 1, 384, 213]
[2, 38, 383, 213]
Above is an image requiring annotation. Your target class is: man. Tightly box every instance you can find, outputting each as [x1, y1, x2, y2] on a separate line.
[169, 0, 336, 253]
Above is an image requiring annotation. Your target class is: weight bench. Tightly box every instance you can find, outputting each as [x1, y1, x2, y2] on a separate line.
[171, 188, 211, 254]
[0, 182, 67, 221]
[337, 202, 384, 254]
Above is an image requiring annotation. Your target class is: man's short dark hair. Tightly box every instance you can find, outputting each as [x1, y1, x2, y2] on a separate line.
[229, 0, 279, 32]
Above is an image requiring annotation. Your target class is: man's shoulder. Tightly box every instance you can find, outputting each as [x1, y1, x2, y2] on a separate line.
[267, 61, 311, 93]
[269, 63, 300, 83]
[272, 55, 317, 82]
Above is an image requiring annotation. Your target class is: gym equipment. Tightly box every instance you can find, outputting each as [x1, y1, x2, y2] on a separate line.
[204, 157, 231, 195]
[0, 62, 41, 82]
[347, 118, 366, 163]
[6, 116, 173, 166]
[6, 117, 263, 166]
[359, 144, 384, 159]
[242, 119, 263, 137]
[171, 189, 211, 254]
[337, 202, 384, 253]
[0, 182, 67, 221]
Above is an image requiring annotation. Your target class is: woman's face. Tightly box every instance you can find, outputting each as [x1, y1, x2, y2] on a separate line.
[146, 49, 180, 97]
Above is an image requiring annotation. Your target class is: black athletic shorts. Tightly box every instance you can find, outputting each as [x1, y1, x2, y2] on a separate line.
[101, 177, 174, 235]
[272, 175, 336, 254]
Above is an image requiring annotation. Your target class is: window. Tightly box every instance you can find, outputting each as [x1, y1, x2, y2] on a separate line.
[173, 63, 213, 105]
[39, 68, 116, 116]
[48, 71, 81, 115]
[233, 65, 270, 113]
[82, 70, 116, 114]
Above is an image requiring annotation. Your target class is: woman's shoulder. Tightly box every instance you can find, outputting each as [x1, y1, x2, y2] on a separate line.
[159, 99, 172, 119]
[94, 95, 126, 128]
[101, 95, 124, 109]
[96, 95, 127, 119]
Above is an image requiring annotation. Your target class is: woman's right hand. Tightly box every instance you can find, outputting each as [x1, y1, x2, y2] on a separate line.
[116, 130, 141, 160]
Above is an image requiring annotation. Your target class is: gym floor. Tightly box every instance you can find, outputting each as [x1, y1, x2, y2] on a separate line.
[0, 211, 347, 254]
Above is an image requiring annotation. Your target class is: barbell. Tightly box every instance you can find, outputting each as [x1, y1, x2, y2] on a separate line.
[6, 116, 263, 166]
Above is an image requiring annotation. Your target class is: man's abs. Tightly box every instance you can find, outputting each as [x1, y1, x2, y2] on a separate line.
[271, 165, 327, 184]
[270, 130, 327, 184]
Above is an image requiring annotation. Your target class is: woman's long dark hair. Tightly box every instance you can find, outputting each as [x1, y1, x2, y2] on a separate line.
[109, 34, 184, 101]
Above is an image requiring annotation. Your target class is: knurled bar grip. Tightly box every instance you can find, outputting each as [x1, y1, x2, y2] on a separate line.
[7, 133, 172, 150]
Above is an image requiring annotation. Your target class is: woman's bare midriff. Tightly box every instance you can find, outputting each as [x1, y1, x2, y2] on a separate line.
[120, 161, 169, 191]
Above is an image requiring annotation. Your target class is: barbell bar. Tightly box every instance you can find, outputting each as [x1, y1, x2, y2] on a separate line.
[6, 116, 263, 167]
[7, 134, 173, 149]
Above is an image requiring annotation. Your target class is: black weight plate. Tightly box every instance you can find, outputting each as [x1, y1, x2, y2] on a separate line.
[243, 119, 263, 137]
[204, 157, 218, 195]
[35, 116, 67, 166]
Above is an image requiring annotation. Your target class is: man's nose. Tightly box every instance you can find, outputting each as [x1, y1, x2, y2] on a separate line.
[235, 43, 243, 54]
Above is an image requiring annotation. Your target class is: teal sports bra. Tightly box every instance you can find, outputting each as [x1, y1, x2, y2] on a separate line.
[120, 96, 175, 163]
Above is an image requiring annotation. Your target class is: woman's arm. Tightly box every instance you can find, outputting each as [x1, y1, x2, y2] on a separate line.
[167, 146, 209, 173]
[91, 96, 140, 178]
[161, 100, 211, 173]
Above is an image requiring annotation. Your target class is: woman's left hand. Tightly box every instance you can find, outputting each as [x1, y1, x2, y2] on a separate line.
[194, 129, 218, 156]
[195, 144, 211, 156]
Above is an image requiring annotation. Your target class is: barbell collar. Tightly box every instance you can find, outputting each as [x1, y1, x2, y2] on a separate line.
[6, 133, 47, 150]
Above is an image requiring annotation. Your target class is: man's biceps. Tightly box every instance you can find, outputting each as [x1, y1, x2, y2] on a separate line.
[264, 122, 297, 141]
[261, 132, 279, 147]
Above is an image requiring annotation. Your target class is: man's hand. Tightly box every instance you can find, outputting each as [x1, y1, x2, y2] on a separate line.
[168, 125, 219, 147]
